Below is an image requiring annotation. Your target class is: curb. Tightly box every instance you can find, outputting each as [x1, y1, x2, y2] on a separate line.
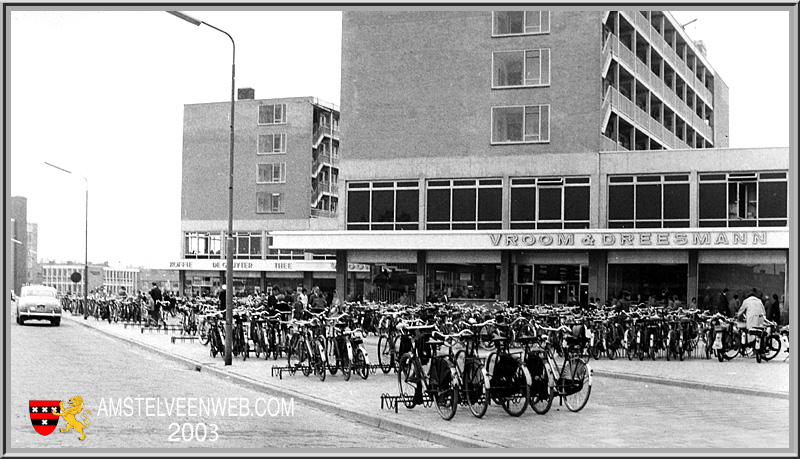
[592, 369, 789, 400]
[65, 316, 497, 449]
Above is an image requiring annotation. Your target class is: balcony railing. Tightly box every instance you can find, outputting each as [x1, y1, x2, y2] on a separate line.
[311, 208, 336, 218]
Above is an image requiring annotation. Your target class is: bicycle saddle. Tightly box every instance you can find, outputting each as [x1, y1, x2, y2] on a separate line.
[517, 335, 538, 345]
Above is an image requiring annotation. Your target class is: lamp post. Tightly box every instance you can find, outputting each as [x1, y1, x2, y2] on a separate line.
[168, 10, 236, 366]
[44, 161, 89, 320]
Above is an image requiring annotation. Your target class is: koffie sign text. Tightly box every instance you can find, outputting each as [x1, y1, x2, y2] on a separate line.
[489, 231, 771, 249]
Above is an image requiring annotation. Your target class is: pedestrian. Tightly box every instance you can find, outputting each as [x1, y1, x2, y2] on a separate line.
[218, 284, 227, 311]
[295, 286, 308, 308]
[736, 291, 766, 340]
[329, 290, 342, 315]
[766, 293, 781, 324]
[671, 295, 681, 310]
[728, 294, 739, 318]
[717, 288, 730, 317]
[701, 287, 713, 312]
[149, 283, 163, 326]
[267, 286, 279, 310]
[310, 286, 327, 311]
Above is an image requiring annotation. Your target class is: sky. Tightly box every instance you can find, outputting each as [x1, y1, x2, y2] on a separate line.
[7, 6, 793, 269]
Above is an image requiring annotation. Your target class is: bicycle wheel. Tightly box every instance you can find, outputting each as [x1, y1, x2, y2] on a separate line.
[463, 358, 488, 418]
[251, 324, 262, 358]
[240, 326, 249, 361]
[339, 341, 352, 381]
[315, 337, 327, 381]
[528, 355, 553, 415]
[484, 352, 500, 404]
[625, 328, 635, 361]
[562, 358, 591, 412]
[354, 347, 369, 380]
[722, 332, 740, 360]
[431, 360, 458, 421]
[327, 337, 339, 375]
[287, 334, 300, 367]
[500, 360, 529, 417]
[763, 334, 782, 361]
[199, 320, 210, 346]
[377, 335, 393, 374]
[397, 353, 422, 409]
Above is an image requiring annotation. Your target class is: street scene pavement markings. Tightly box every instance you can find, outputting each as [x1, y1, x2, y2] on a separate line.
[12, 315, 791, 450]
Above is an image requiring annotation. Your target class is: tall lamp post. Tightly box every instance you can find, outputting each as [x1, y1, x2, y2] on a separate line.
[168, 11, 236, 366]
[44, 161, 89, 320]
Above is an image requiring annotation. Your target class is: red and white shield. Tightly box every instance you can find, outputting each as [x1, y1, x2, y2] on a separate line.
[29, 400, 61, 436]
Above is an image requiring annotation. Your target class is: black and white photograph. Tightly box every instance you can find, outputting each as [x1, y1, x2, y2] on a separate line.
[4, 2, 797, 456]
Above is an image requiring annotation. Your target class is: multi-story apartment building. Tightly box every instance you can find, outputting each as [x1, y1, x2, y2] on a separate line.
[26, 222, 43, 285]
[175, 90, 360, 297]
[271, 10, 789, 307]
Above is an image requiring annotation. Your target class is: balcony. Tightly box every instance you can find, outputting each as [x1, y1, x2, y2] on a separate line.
[311, 208, 336, 218]
[312, 122, 339, 148]
[311, 151, 337, 177]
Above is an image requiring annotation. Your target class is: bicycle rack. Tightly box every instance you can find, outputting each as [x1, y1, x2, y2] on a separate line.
[380, 393, 433, 414]
[140, 325, 185, 334]
[271, 365, 311, 379]
[171, 335, 199, 344]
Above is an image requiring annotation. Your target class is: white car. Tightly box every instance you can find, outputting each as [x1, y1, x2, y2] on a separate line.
[14, 285, 62, 326]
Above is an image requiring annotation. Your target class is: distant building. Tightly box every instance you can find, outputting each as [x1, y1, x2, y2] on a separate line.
[176, 91, 348, 296]
[11, 196, 29, 293]
[27, 223, 43, 285]
[41, 261, 138, 296]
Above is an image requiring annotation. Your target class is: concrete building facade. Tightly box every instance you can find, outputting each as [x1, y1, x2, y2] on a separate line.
[176, 91, 354, 297]
[271, 10, 788, 307]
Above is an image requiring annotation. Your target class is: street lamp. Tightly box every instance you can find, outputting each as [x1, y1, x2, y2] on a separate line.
[168, 10, 236, 366]
[44, 161, 89, 320]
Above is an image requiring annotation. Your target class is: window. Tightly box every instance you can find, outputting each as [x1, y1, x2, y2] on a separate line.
[257, 163, 286, 184]
[492, 11, 550, 36]
[346, 181, 419, 230]
[265, 236, 306, 260]
[510, 177, 590, 229]
[257, 192, 283, 213]
[184, 232, 222, 259]
[492, 105, 550, 144]
[699, 171, 787, 228]
[608, 174, 689, 228]
[257, 133, 286, 154]
[426, 179, 502, 230]
[493, 49, 550, 88]
[233, 232, 262, 259]
[258, 103, 286, 125]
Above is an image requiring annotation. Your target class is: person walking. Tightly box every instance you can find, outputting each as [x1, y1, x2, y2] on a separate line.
[728, 294, 739, 318]
[766, 293, 782, 324]
[218, 284, 227, 312]
[149, 283, 163, 327]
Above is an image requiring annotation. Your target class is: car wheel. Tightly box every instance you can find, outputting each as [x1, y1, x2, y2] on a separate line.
[52, 318, 61, 327]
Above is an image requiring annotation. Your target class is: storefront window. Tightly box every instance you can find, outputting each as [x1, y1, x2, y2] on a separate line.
[426, 264, 500, 301]
[697, 263, 785, 310]
[427, 179, 502, 230]
[699, 171, 787, 228]
[184, 232, 222, 259]
[347, 181, 419, 230]
[607, 264, 687, 304]
[608, 174, 689, 228]
[510, 176, 590, 229]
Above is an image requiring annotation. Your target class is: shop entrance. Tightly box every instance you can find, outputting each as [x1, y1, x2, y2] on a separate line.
[536, 282, 576, 306]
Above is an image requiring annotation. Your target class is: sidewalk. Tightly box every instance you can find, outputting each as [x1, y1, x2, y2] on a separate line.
[63, 314, 791, 447]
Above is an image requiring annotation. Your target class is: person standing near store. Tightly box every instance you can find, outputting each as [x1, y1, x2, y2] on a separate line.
[149, 283, 163, 325]
[736, 291, 766, 332]
[218, 284, 227, 311]
[766, 293, 782, 325]
[728, 294, 740, 318]
[717, 288, 730, 316]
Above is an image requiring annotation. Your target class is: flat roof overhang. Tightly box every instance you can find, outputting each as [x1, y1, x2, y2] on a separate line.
[270, 228, 789, 251]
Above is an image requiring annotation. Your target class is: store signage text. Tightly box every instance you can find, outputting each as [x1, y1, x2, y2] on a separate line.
[489, 231, 768, 248]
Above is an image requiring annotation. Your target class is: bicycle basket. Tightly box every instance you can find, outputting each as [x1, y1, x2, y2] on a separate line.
[557, 374, 584, 396]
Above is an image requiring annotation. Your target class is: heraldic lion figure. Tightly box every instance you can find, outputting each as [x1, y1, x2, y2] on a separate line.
[54, 396, 91, 440]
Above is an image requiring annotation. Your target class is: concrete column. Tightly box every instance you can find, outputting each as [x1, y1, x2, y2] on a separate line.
[500, 251, 511, 303]
[179, 270, 186, 296]
[687, 250, 699, 304]
[335, 250, 347, 303]
[303, 271, 314, 290]
[588, 250, 608, 302]
[502, 175, 511, 229]
[260, 271, 267, 293]
[416, 250, 426, 304]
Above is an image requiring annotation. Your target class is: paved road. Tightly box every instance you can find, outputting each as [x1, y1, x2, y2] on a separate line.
[12, 315, 794, 451]
[8, 318, 441, 449]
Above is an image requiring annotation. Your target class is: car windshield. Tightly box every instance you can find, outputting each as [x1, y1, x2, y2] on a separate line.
[22, 288, 56, 298]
